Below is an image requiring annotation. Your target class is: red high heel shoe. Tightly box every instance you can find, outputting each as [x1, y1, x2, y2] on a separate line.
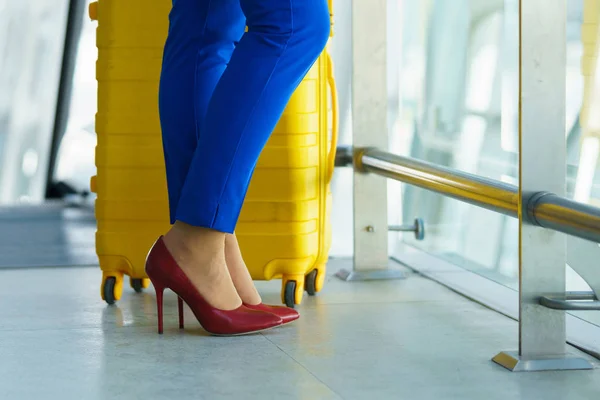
[145, 237, 283, 336]
[243, 303, 299, 324]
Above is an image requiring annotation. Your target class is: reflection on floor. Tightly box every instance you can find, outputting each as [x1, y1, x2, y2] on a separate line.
[0, 203, 97, 268]
[0, 259, 598, 399]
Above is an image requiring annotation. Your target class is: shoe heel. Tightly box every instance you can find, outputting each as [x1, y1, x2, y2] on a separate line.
[178, 296, 184, 329]
[151, 280, 165, 335]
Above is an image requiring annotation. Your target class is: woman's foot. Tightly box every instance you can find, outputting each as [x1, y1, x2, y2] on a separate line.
[225, 233, 299, 323]
[162, 222, 242, 311]
[145, 235, 283, 335]
[225, 233, 262, 306]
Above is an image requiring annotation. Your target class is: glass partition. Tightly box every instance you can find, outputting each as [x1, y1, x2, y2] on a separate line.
[391, 0, 600, 330]
[391, 0, 520, 288]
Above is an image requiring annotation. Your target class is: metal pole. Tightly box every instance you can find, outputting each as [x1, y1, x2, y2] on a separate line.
[358, 149, 519, 218]
[492, 0, 592, 371]
[529, 193, 600, 243]
[347, 146, 600, 248]
[335, 0, 405, 282]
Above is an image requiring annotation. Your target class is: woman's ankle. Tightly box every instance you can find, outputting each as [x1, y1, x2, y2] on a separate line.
[165, 222, 225, 250]
[225, 233, 262, 305]
[162, 224, 243, 310]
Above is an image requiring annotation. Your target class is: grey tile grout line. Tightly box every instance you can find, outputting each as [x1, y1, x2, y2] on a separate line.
[260, 331, 346, 400]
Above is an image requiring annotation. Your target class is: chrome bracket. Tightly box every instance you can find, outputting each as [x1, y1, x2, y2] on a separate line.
[539, 291, 600, 311]
[388, 218, 425, 241]
[538, 236, 600, 312]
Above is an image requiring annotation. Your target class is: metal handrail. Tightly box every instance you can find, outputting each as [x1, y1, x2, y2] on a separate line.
[336, 146, 600, 244]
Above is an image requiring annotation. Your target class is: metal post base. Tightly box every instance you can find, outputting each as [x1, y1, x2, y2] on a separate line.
[492, 351, 593, 372]
[334, 269, 407, 281]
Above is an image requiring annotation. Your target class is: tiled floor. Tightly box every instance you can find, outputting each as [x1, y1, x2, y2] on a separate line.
[0, 259, 598, 400]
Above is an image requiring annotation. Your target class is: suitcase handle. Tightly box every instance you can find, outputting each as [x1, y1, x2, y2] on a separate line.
[326, 51, 338, 184]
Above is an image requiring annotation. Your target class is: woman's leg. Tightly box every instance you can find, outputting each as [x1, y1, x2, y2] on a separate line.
[160, 0, 330, 310]
[159, 0, 246, 221]
[159, 0, 248, 310]
[158, 0, 267, 308]
[180, 0, 330, 307]
[176, 0, 330, 231]
[158, 0, 264, 307]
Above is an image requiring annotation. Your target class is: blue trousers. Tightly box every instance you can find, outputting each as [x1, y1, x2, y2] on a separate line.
[158, 0, 330, 234]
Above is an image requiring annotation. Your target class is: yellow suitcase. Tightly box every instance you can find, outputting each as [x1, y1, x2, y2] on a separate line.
[90, 0, 338, 307]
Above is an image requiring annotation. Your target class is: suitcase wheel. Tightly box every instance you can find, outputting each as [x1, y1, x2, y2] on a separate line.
[284, 281, 296, 308]
[103, 277, 118, 305]
[130, 278, 150, 293]
[101, 273, 124, 305]
[282, 275, 305, 307]
[305, 270, 317, 296]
